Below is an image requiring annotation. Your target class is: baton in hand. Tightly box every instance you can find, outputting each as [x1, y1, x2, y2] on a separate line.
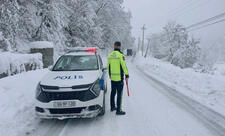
[125, 78, 130, 96]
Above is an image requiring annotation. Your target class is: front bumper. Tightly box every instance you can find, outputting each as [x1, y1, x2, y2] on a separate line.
[35, 106, 101, 119]
[35, 91, 104, 119]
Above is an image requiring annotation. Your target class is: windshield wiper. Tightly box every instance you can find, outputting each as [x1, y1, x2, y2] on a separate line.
[71, 69, 89, 71]
[52, 69, 98, 71]
[52, 70, 67, 71]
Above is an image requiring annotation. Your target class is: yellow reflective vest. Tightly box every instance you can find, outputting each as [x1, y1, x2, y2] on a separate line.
[107, 51, 129, 81]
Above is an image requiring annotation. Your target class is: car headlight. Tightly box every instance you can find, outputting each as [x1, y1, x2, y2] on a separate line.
[91, 79, 101, 96]
[35, 82, 42, 98]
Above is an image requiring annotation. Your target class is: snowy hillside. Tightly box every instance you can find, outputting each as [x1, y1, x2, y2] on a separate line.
[0, 69, 48, 136]
[133, 53, 225, 118]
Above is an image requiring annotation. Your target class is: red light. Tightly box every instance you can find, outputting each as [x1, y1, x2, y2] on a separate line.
[85, 48, 97, 52]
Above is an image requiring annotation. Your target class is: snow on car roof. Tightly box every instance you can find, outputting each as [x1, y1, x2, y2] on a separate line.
[65, 51, 97, 56]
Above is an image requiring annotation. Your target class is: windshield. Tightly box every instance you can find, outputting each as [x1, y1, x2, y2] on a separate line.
[52, 55, 99, 71]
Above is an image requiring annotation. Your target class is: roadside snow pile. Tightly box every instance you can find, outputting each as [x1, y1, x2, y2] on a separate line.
[0, 52, 43, 78]
[133, 54, 225, 116]
[0, 69, 48, 136]
[213, 63, 225, 76]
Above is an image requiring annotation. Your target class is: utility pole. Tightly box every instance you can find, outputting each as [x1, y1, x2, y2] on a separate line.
[141, 24, 147, 56]
[137, 37, 141, 52]
[144, 38, 151, 58]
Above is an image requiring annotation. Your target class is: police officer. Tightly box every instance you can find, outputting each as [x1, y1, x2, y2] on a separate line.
[107, 41, 129, 115]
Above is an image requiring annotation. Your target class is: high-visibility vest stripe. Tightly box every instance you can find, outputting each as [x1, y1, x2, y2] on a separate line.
[107, 51, 129, 81]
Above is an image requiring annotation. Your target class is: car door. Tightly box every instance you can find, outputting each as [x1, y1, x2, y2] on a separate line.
[98, 55, 107, 92]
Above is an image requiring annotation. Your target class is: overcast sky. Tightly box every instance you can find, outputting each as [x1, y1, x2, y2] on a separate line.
[123, 0, 225, 47]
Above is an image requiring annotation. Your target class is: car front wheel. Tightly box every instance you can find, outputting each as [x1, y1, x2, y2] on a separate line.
[98, 93, 105, 116]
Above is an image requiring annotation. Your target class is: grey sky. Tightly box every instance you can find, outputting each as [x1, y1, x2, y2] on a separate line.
[123, 0, 225, 46]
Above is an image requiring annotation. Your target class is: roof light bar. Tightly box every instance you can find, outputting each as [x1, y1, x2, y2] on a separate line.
[85, 48, 97, 52]
[66, 47, 98, 54]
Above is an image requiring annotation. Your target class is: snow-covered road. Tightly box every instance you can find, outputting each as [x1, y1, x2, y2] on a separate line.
[31, 63, 220, 136]
[0, 62, 223, 136]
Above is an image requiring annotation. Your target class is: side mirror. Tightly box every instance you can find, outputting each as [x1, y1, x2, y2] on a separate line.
[102, 67, 107, 72]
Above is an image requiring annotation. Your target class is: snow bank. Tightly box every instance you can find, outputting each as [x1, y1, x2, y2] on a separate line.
[0, 52, 43, 78]
[0, 69, 48, 136]
[133, 53, 225, 116]
[30, 41, 54, 49]
[213, 63, 225, 76]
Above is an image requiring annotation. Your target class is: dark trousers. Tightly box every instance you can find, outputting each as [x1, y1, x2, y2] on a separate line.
[110, 81, 124, 112]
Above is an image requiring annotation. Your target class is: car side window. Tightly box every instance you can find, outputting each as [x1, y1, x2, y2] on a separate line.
[98, 55, 103, 69]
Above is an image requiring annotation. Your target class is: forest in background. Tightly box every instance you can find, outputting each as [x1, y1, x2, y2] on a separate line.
[0, 0, 135, 55]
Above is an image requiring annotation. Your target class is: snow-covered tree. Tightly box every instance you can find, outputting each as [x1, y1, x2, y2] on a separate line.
[64, 0, 103, 48]
[171, 37, 200, 68]
[95, 0, 134, 50]
[148, 21, 201, 68]
[0, 0, 19, 50]
[0, 32, 11, 52]
[162, 21, 188, 61]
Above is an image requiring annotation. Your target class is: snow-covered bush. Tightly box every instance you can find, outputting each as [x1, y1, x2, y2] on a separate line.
[196, 40, 225, 73]
[196, 51, 216, 73]
[171, 37, 200, 68]
[0, 52, 43, 78]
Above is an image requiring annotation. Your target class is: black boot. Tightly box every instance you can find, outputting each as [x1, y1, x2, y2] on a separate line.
[116, 110, 126, 115]
[111, 107, 117, 112]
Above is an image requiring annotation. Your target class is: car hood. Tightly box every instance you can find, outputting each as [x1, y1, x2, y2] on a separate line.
[40, 70, 100, 87]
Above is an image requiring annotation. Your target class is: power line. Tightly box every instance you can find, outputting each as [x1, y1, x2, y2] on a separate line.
[150, 11, 225, 40]
[188, 18, 225, 32]
[141, 25, 147, 56]
[150, 0, 213, 29]
[186, 12, 225, 29]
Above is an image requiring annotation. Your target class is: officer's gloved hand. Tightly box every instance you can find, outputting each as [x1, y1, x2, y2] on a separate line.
[125, 78, 128, 83]
[125, 75, 129, 83]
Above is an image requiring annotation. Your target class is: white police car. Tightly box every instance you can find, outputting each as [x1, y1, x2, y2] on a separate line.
[35, 48, 107, 119]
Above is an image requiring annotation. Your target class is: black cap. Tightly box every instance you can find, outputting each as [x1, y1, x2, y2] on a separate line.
[114, 41, 121, 46]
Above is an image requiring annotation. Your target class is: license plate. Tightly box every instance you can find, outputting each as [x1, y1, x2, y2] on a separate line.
[53, 101, 76, 108]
